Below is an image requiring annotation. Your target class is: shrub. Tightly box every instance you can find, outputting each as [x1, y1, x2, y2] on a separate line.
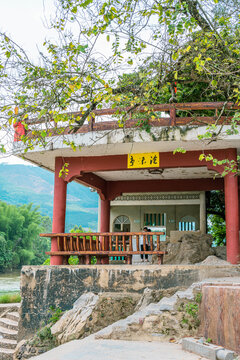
[0, 293, 21, 303]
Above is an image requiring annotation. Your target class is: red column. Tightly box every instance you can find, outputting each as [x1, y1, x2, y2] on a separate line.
[224, 174, 240, 264]
[238, 177, 240, 233]
[51, 158, 67, 265]
[100, 199, 110, 264]
[100, 199, 110, 232]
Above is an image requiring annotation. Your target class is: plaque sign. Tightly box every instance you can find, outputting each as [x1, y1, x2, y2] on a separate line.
[127, 152, 160, 169]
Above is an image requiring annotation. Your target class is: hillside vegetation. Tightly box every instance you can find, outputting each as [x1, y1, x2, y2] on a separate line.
[0, 201, 52, 271]
[0, 164, 98, 230]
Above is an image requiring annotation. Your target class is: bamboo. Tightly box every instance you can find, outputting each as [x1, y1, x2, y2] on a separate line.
[63, 236, 67, 251]
[57, 236, 61, 251]
[47, 250, 166, 255]
[109, 235, 112, 251]
[129, 235, 133, 251]
[156, 235, 160, 251]
[76, 236, 80, 251]
[123, 235, 126, 251]
[136, 235, 139, 251]
[143, 234, 146, 251]
[69, 236, 73, 251]
[150, 235, 153, 251]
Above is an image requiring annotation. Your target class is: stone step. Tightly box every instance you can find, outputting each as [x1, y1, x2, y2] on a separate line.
[0, 318, 18, 331]
[6, 312, 19, 322]
[0, 338, 17, 350]
[0, 303, 20, 314]
[0, 326, 18, 340]
[0, 347, 15, 360]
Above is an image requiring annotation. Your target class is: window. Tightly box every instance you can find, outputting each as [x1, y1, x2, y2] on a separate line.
[179, 221, 196, 231]
[179, 215, 197, 231]
[113, 215, 130, 232]
[144, 213, 166, 226]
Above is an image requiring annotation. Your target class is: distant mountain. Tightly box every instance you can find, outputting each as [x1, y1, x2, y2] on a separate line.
[0, 164, 98, 231]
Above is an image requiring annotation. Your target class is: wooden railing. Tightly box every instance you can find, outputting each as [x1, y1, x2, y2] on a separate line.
[15, 101, 240, 141]
[41, 232, 166, 265]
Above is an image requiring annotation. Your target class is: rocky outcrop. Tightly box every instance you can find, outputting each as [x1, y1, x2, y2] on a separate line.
[51, 292, 99, 344]
[51, 292, 137, 344]
[95, 283, 203, 342]
[153, 233, 215, 264]
[134, 286, 186, 312]
[14, 292, 138, 359]
[198, 255, 229, 265]
[214, 246, 226, 260]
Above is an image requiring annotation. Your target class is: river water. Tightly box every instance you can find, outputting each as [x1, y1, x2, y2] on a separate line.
[0, 271, 20, 295]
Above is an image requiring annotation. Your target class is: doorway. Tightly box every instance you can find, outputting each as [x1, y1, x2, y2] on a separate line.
[112, 215, 130, 261]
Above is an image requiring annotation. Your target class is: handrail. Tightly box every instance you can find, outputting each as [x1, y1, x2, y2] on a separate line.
[43, 232, 166, 264]
[15, 101, 240, 141]
[40, 232, 164, 237]
[26, 101, 240, 125]
[41, 232, 164, 252]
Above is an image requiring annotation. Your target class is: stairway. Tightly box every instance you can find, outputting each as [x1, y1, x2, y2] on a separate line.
[0, 308, 19, 360]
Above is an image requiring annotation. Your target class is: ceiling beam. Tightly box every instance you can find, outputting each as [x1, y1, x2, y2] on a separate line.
[65, 148, 236, 182]
[107, 178, 224, 200]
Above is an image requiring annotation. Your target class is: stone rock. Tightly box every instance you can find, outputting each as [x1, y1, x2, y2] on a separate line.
[198, 255, 230, 266]
[13, 340, 26, 360]
[51, 292, 99, 344]
[135, 288, 153, 311]
[95, 284, 203, 342]
[153, 233, 215, 264]
[13, 332, 54, 360]
[214, 246, 227, 260]
[135, 287, 187, 312]
[51, 291, 137, 345]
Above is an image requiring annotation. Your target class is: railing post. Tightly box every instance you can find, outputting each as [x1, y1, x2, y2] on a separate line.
[89, 116, 95, 131]
[170, 107, 176, 126]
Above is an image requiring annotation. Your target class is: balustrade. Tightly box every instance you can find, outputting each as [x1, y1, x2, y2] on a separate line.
[41, 232, 166, 265]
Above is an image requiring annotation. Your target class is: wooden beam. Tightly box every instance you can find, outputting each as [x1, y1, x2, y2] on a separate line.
[64, 149, 236, 181]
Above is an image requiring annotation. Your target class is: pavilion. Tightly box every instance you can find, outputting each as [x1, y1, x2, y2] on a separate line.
[13, 102, 240, 264]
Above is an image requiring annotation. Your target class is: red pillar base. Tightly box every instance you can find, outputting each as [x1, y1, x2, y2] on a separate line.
[50, 255, 63, 265]
[225, 174, 240, 264]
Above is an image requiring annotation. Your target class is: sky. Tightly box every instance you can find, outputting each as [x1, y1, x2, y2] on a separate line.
[0, 0, 55, 165]
[0, 0, 114, 165]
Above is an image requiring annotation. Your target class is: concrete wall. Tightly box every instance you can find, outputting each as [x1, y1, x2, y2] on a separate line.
[19, 264, 240, 341]
[110, 204, 200, 235]
[200, 284, 240, 353]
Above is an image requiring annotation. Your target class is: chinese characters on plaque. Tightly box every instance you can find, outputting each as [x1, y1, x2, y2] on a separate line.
[127, 152, 160, 169]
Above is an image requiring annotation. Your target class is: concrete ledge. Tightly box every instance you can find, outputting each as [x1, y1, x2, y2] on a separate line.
[182, 338, 236, 360]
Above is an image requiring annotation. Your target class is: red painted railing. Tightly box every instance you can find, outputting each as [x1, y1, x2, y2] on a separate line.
[41, 232, 166, 265]
[15, 101, 240, 140]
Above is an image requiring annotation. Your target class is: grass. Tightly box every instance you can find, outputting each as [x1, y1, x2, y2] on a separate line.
[0, 293, 21, 303]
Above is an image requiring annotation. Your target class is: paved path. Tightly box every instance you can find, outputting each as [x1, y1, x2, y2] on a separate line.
[30, 338, 208, 360]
